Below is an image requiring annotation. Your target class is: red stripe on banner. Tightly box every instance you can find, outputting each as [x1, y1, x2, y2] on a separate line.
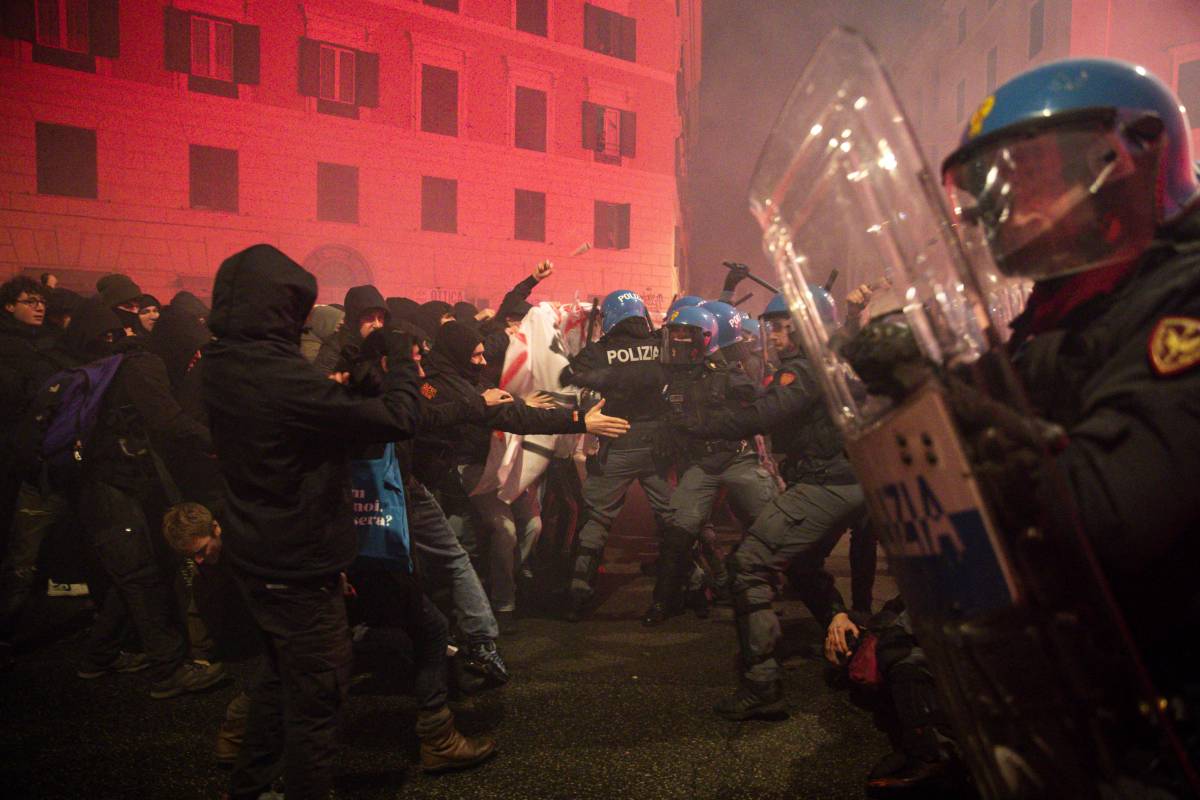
[500, 350, 529, 389]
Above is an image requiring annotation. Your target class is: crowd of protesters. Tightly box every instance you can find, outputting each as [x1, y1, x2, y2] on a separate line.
[0, 246, 900, 800]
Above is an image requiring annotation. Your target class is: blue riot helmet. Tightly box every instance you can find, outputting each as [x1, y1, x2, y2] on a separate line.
[699, 301, 743, 350]
[600, 289, 650, 335]
[661, 305, 718, 365]
[943, 57, 1200, 279]
[666, 294, 704, 317]
[739, 314, 761, 346]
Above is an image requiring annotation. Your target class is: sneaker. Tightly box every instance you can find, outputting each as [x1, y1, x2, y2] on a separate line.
[713, 678, 787, 721]
[458, 640, 510, 691]
[47, 582, 89, 597]
[77, 650, 149, 679]
[150, 659, 228, 699]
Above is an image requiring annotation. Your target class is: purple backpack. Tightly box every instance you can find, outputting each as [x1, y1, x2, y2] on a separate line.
[36, 354, 125, 469]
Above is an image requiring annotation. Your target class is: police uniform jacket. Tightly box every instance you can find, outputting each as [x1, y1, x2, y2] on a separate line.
[559, 321, 668, 426]
[683, 352, 856, 485]
[1011, 211, 1200, 691]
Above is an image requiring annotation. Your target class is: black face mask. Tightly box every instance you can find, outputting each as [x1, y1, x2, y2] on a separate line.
[462, 361, 485, 381]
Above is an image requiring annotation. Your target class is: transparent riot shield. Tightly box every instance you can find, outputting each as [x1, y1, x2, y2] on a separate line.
[750, 27, 1195, 798]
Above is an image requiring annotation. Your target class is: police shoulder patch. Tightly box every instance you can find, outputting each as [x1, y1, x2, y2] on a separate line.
[777, 370, 797, 386]
[1148, 316, 1200, 376]
[420, 382, 438, 399]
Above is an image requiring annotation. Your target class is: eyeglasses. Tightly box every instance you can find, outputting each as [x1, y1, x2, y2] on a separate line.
[15, 298, 46, 308]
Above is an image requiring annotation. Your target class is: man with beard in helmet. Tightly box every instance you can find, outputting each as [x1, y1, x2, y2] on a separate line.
[646, 304, 779, 626]
[558, 289, 673, 621]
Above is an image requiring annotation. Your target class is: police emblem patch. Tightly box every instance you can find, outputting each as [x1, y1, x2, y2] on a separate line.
[420, 382, 438, 399]
[1148, 316, 1200, 376]
[968, 95, 995, 138]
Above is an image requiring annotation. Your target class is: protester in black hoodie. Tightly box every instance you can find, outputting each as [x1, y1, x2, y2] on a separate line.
[60, 299, 221, 698]
[479, 260, 552, 385]
[416, 321, 629, 632]
[202, 245, 423, 800]
[312, 284, 389, 374]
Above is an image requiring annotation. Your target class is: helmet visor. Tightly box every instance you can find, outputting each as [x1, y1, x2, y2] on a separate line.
[944, 117, 1157, 279]
[661, 325, 710, 365]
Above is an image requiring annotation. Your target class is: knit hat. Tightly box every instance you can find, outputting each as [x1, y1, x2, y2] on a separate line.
[98, 274, 142, 308]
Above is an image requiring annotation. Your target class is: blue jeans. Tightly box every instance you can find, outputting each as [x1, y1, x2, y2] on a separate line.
[407, 481, 498, 643]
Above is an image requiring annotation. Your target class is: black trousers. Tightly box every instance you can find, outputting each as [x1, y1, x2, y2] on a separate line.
[82, 480, 185, 679]
[349, 566, 448, 711]
[229, 570, 352, 800]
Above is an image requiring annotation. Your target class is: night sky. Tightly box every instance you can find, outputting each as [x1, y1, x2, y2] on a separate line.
[687, 0, 943, 303]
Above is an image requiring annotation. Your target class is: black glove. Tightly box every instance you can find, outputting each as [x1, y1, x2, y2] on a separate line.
[722, 261, 750, 293]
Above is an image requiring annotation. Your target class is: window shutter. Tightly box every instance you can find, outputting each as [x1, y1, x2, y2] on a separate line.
[581, 101, 603, 150]
[88, 0, 119, 58]
[583, 4, 605, 52]
[355, 50, 379, 107]
[2, 0, 35, 42]
[617, 204, 630, 249]
[619, 109, 636, 157]
[618, 15, 636, 62]
[232, 23, 260, 84]
[164, 6, 190, 73]
[298, 37, 321, 96]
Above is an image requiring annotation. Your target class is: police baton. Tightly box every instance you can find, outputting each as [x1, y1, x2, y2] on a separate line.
[724, 261, 779, 295]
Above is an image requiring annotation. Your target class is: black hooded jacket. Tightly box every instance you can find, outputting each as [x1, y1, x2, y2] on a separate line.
[202, 245, 423, 581]
[313, 285, 388, 374]
[411, 322, 587, 489]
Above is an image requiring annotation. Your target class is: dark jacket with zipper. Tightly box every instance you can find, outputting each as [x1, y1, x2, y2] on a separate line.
[411, 347, 587, 490]
[202, 245, 424, 582]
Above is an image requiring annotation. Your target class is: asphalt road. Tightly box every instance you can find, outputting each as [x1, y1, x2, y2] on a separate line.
[0, 502, 896, 800]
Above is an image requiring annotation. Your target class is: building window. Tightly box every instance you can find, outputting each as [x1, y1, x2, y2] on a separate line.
[317, 163, 358, 224]
[514, 189, 545, 241]
[165, 9, 259, 97]
[190, 15, 233, 82]
[1029, 0, 1045, 58]
[957, 8, 966, 45]
[1178, 60, 1200, 123]
[36, 0, 88, 53]
[594, 201, 630, 250]
[515, 86, 547, 151]
[421, 64, 459, 136]
[424, 0, 458, 10]
[298, 38, 380, 118]
[584, 3, 635, 62]
[319, 44, 355, 105]
[516, 0, 547, 37]
[422, 176, 457, 233]
[582, 102, 636, 161]
[36, 122, 97, 199]
[5, 0, 118, 71]
[189, 144, 238, 213]
[986, 47, 997, 93]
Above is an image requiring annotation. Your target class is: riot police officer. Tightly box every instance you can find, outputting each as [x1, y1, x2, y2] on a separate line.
[941, 57, 1200, 790]
[675, 293, 869, 719]
[559, 290, 673, 621]
[646, 305, 779, 625]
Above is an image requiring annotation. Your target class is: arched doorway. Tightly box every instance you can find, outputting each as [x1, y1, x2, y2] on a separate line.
[302, 244, 374, 304]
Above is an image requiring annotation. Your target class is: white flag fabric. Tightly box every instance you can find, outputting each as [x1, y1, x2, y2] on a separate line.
[471, 302, 594, 502]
